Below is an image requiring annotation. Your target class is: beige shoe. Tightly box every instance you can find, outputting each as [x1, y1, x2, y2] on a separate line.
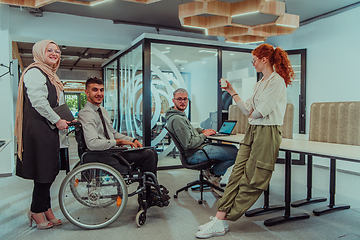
[209, 175, 224, 197]
[202, 169, 212, 181]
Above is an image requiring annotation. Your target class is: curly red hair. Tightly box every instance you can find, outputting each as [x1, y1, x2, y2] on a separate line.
[252, 43, 294, 87]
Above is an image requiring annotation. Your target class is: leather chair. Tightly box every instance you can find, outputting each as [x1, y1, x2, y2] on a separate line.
[165, 126, 224, 204]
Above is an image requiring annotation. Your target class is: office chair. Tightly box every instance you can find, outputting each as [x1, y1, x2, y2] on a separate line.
[165, 126, 224, 204]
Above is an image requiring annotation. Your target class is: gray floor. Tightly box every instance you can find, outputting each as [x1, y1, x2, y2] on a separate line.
[1, 137, 360, 240]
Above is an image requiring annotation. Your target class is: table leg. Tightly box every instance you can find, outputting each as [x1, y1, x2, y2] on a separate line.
[291, 155, 327, 207]
[264, 150, 310, 226]
[245, 185, 285, 217]
[313, 158, 350, 216]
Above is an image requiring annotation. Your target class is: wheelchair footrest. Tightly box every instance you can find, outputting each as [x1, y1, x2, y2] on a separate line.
[149, 185, 171, 208]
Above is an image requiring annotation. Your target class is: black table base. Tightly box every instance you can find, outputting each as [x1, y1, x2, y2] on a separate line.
[245, 186, 285, 217]
[263, 151, 310, 226]
[312, 158, 350, 215]
[291, 155, 327, 207]
[264, 213, 310, 226]
[291, 197, 327, 207]
[313, 204, 350, 216]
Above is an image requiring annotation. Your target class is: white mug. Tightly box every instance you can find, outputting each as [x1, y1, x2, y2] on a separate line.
[221, 78, 227, 88]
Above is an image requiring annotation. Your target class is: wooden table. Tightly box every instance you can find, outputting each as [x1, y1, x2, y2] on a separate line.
[208, 134, 360, 226]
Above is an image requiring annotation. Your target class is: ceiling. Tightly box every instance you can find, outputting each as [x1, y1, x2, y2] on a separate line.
[37, 0, 360, 29]
[16, 41, 116, 71]
[6, 0, 360, 72]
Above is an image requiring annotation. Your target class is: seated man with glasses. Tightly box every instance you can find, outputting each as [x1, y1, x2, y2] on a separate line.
[165, 88, 237, 197]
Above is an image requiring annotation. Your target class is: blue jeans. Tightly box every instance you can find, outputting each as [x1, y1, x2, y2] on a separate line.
[186, 143, 237, 176]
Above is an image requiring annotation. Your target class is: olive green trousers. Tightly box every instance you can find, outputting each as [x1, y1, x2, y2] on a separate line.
[217, 124, 282, 221]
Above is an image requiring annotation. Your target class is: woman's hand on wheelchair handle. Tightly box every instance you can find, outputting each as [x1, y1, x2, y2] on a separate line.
[56, 119, 69, 130]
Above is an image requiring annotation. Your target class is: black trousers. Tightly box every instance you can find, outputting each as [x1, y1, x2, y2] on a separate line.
[31, 181, 52, 213]
[83, 148, 158, 176]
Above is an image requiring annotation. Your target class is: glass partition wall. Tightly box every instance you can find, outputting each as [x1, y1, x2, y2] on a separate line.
[104, 61, 118, 129]
[102, 37, 306, 168]
[150, 43, 219, 159]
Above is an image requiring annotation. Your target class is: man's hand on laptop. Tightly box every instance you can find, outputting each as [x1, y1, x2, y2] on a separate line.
[202, 129, 216, 136]
[116, 139, 136, 148]
[133, 139, 143, 148]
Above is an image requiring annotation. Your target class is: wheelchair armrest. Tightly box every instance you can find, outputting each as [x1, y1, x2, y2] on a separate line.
[194, 147, 212, 162]
[109, 153, 132, 168]
[80, 149, 132, 168]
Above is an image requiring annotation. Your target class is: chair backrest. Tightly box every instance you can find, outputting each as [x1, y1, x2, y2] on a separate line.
[281, 103, 294, 139]
[164, 126, 187, 162]
[228, 103, 294, 139]
[309, 101, 360, 145]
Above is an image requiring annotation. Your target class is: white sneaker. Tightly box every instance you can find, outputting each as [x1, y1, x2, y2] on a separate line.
[196, 217, 228, 239]
[199, 216, 229, 231]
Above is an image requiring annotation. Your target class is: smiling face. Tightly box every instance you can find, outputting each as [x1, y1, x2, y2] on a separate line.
[44, 43, 61, 67]
[85, 83, 104, 106]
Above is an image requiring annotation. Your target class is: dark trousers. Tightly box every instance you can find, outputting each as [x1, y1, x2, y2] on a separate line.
[84, 148, 158, 176]
[83, 148, 158, 200]
[31, 181, 52, 213]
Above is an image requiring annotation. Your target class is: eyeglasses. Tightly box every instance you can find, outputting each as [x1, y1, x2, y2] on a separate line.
[174, 98, 189, 102]
[46, 48, 61, 54]
[251, 59, 257, 65]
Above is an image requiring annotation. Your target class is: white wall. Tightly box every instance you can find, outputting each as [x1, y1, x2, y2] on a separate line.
[185, 57, 218, 126]
[0, 5, 15, 175]
[268, 6, 360, 173]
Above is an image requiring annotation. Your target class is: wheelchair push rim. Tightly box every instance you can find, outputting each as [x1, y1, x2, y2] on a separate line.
[59, 163, 128, 229]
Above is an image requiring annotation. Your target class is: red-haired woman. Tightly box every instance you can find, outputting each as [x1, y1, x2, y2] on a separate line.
[196, 43, 294, 239]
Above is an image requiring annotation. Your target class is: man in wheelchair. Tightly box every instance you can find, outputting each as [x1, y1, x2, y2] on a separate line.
[78, 77, 170, 210]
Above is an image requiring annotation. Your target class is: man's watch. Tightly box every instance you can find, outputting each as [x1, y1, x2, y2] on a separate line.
[132, 138, 138, 143]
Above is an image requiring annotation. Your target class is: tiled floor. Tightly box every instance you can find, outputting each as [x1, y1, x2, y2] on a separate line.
[1, 136, 360, 240]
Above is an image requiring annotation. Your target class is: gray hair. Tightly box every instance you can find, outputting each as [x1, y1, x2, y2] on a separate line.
[173, 88, 188, 98]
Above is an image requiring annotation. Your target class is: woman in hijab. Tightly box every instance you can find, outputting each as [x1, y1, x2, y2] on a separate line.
[14, 39, 70, 230]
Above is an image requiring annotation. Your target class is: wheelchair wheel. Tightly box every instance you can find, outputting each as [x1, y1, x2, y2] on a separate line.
[136, 210, 146, 227]
[59, 163, 128, 229]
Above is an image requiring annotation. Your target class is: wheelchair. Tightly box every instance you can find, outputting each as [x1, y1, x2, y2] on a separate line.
[58, 123, 170, 229]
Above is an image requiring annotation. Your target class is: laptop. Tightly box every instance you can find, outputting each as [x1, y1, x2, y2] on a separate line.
[212, 120, 237, 136]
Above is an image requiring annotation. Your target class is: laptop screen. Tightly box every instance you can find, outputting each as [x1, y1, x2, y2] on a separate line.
[218, 121, 237, 134]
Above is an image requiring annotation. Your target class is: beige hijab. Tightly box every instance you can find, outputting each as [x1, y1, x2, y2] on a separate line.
[14, 39, 64, 160]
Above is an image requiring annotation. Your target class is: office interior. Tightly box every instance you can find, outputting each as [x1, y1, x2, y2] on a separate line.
[0, 1, 360, 239]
